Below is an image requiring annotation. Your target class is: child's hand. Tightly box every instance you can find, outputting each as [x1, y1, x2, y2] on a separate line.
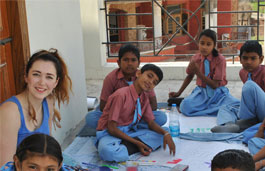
[136, 141, 152, 156]
[189, 60, 200, 75]
[169, 91, 181, 98]
[255, 160, 264, 171]
[163, 133, 176, 156]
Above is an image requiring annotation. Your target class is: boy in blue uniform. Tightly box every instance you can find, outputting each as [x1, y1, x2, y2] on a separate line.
[86, 44, 166, 130]
[95, 64, 175, 162]
[212, 40, 265, 134]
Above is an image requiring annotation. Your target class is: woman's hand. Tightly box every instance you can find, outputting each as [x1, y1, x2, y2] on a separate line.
[163, 133, 176, 156]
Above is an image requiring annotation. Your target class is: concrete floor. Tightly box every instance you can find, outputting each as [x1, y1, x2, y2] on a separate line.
[61, 79, 243, 150]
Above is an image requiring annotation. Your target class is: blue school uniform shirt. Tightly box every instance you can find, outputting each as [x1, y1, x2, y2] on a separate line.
[3, 96, 50, 146]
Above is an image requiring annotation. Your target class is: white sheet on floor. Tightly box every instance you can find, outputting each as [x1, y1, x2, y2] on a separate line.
[63, 110, 249, 171]
[162, 109, 217, 133]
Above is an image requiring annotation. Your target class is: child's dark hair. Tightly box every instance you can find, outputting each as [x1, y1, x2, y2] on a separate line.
[239, 40, 263, 58]
[15, 134, 63, 169]
[141, 64, 163, 83]
[199, 29, 219, 57]
[211, 149, 255, 171]
[118, 44, 140, 61]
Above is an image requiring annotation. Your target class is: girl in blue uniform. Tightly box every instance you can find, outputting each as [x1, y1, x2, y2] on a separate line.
[169, 29, 238, 116]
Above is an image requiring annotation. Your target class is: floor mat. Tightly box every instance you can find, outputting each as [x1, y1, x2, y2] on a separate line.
[65, 108, 249, 171]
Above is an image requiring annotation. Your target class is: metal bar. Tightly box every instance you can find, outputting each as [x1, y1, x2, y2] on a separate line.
[105, 0, 152, 2]
[153, 0, 205, 55]
[151, 0, 155, 56]
[107, 13, 152, 16]
[108, 53, 240, 57]
[217, 39, 264, 42]
[208, 0, 210, 29]
[109, 54, 196, 57]
[102, 41, 153, 44]
[0, 37, 12, 45]
[108, 27, 153, 30]
[257, 0, 260, 41]
[104, 1, 110, 57]
[209, 10, 258, 14]
[210, 25, 258, 28]
[154, 0, 194, 41]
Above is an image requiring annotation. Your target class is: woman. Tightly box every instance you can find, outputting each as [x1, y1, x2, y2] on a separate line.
[0, 49, 72, 165]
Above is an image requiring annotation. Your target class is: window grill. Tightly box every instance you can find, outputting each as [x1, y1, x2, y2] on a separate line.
[102, 0, 264, 62]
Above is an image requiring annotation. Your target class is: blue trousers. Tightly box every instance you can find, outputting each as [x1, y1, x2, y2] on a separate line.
[248, 137, 265, 171]
[85, 105, 167, 129]
[96, 125, 164, 162]
[217, 81, 265, 125]
[180, 86, 238, 116]
[248, 137, 265, 155]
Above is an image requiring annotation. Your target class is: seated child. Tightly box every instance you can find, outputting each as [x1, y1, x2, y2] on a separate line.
[95, 64, 175, 162]
[169, 29, 238, 116]
[86, 44, 166, 130]
[0, 133, 64, 171]
[212, 40, 265, 134]
[248, 118, 265, 171]
[211, 149, 255, 171]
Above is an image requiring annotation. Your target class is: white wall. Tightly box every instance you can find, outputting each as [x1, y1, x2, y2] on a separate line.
[80, 0, 243, 81]
[26, 0, 87, 143]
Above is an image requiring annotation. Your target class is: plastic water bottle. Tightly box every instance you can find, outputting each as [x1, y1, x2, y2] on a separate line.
[169, 104, 180, 137]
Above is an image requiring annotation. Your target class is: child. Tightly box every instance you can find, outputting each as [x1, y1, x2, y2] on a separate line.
[248, 118, 265, 171]
[0, 133, 64, 171]
[0, 49, 72, 165]
[95, 64, 175, 162]
[211, 149, 255, 171]
[212, 40, 265, 133]
[86, 44, 166, 129]
[169, 29, 238, 116]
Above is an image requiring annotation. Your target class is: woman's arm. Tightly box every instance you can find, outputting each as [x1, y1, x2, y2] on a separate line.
[47, 97, 56, 135]
[0, 102, 21, 166]
[107, 120, 152, 156]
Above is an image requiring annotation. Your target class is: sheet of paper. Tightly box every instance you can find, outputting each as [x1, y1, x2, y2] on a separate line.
[134, 138, 249, 170]
[179, 114, 217, 133]
[137, 145, 182, 168]
[87, 97, 98, 109]
[161, 109, 217, 133]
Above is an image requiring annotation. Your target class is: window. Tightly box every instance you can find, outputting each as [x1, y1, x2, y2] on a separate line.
[102, 0, 264, 63]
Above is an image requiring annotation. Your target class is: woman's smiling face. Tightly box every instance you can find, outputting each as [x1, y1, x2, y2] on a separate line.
[25, 60, 58, 100]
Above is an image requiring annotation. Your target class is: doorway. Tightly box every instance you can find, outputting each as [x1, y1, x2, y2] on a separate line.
[0, 0, 30, 103]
